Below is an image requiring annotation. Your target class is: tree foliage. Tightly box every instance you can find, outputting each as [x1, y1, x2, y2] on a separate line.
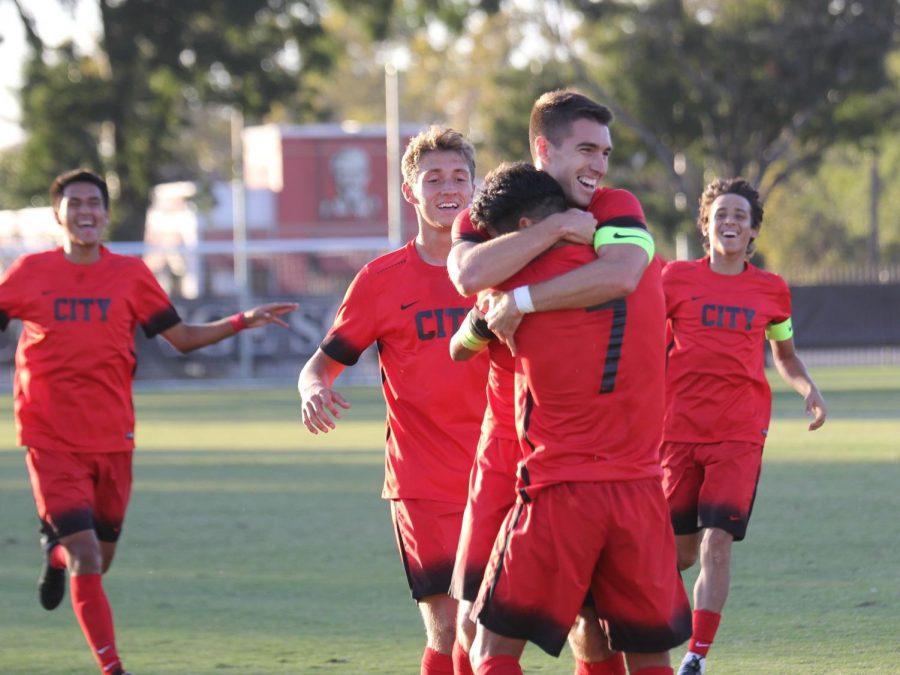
[2, 0, 898, 270]
[3, 0, 339, 239]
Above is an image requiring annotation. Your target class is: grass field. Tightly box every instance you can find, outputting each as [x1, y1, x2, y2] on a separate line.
[0, 365, 898, 674]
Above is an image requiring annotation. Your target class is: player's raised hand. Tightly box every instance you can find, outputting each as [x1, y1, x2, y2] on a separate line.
[553, 208, 597, 245]
[241, 302, 299, 329]
[805, 387, 827, 431]
[301, 385, 352, 434]
[485, 290, 523, 356]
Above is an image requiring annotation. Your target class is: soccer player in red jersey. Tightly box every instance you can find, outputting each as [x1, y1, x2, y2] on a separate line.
[447, 90, 657, 675]
[661, 178, 827, 675]
[462, 161, 690, 675]
[0, 169, 297, 675]
[298, 127, 489, 675]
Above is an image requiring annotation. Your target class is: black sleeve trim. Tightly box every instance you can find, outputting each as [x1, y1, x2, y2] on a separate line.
[0, 311, 9, 332]
[596, 216, 647, 231]
[321, 334, 362, 366]
[142, 305, 182, 338]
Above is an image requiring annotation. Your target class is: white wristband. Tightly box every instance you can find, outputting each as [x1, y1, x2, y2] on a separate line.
[512, 285, 535, 314]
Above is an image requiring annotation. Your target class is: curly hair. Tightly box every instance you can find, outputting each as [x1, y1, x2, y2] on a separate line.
[471, 161, 567, 238]
[697, 177, 764, 256]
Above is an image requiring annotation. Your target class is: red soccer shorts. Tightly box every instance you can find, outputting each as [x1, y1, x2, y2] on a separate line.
[661, 440, 763, 541]
[391, 497, 465, 600]
[450, 434, 520, 602]
[26, 447, 133, 542]
[473, 479, 691, 656]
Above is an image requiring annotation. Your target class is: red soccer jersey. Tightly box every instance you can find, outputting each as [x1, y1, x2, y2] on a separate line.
[452, 208, 515, 440]
[0, 247, 180, 453]
[662, 258, 792, 444]
[588, 186, 647, 225]
[451, 208, 487, 246]
[504, 246, 666, 497]
[480, 340, 516, 441]
[321, 239, 489, 505]
[453, 186, 648, 451]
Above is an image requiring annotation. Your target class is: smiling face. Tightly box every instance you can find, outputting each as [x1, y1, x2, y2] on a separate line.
[536, 118, 611, 209]
[703, 192, 757, 261]
[54, 181, 108, 255]
[402, 149, 474, 230]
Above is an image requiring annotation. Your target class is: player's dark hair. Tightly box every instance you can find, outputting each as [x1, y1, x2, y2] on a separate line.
[401, 125, 476, 188]
[697, 177, 764, 256]
[471, 162, 567, 238]
[50, 169, 110, 211]
[529, 89, 613, 159]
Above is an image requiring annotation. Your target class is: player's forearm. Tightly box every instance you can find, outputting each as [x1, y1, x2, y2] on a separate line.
[530, 247, 648, 312]
[449, 222, 563, 296]
[163, 320, 236, 354]
[773, 351, 819, 399]
[298, 349, 344, 397]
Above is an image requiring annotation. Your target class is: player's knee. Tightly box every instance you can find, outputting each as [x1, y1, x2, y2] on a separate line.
[700, 530, 733, 569]
[456, 602, 476, 650]
[64, 542, 103, 574]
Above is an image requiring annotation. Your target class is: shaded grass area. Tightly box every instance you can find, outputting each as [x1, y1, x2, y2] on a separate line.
[1, 367, 899, 673]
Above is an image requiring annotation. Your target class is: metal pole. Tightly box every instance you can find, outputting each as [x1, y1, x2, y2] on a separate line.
[231, 106, 253, 378]
[385, 62, 403, 247]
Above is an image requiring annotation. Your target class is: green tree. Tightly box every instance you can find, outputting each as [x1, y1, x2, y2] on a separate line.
[3, 0, 339, 239]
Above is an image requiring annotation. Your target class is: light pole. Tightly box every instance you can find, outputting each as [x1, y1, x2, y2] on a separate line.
[231, 105, 253, 378]
[385, 61, 403, 247]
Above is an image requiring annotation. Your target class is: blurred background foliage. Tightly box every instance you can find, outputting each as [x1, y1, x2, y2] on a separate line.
[0, 0, 897, 273]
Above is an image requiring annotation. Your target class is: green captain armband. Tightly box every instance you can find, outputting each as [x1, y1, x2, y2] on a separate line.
[593, 226, 655, 262]
[765, 317, 793, 341]
[456, 309, 493, 353]
[458, 325, 490, 352]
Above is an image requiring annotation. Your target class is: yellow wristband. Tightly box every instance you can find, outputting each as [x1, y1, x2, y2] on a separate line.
[458, 327, 490, 352]
[766, 317, 793, 341]
[593, 226, 655, 262]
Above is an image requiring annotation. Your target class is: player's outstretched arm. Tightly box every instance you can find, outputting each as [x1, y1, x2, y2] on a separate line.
[298, 348, 351, 434]
[448, 209, 596, 296]
[161, 302, 298, 354]
[770, 337, 827, 431]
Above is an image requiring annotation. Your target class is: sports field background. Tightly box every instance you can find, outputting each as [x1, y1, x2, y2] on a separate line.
[0, 365, 898, 674]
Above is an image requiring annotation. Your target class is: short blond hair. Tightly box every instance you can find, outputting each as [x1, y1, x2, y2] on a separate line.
[401, 126, 475, 188]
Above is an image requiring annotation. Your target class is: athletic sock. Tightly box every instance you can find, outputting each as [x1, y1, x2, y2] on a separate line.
[50, 544, 67, 569]
[687, 609, 721, 656]
[70, 574, 121, 674]
[630, 667, 673, 675]
[476, 654, 523, 675]
[452, 639, 475, 675]
[574, 652, 626, 674]
[421, 646, 454, 675]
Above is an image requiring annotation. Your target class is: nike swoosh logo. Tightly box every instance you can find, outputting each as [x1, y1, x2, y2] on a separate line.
[612, 232, 645, 241]
[400, 300, 420, 310]
[691, 295, 704, 301]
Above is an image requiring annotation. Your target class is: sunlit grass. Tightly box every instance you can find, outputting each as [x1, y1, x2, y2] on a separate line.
[0, 369, 898, 673]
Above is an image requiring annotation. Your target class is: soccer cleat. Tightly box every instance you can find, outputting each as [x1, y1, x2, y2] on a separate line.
[37, 535, 66, 610]
[677, 652, 706, 675]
